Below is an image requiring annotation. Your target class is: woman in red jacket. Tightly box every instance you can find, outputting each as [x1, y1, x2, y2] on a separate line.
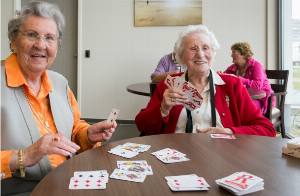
[135, 25, 275, 137]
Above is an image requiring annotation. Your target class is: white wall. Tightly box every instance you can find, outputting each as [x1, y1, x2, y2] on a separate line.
[1, 0, 278, 121]
[79, 0, 278, 120]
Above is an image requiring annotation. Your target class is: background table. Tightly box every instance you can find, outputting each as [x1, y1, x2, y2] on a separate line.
[127, 82, 266, 100]
[32, 134, 300, 196]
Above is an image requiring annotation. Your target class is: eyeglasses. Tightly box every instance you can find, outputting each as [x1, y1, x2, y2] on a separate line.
[231, 51, 240, 55]
[19, 30, 58, 46]
[185, 46, 212, 54]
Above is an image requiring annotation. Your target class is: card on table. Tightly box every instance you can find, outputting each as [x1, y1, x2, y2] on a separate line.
[108, 145, 139, 158]
[69, 177, 106, 189]
[117, 160, 149, 168]
[210, 134, 236, 139]
[73, 170, 108, 183]
[152, 148, 189, 164]
[110, 169, 146, 183]
[216, 172, 264, 195]
[165, 174, 210, 191]
[119, 165, 153, 175]
[121, 142, 151, 153]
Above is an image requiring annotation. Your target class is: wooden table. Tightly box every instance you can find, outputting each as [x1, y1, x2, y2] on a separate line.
[32, 134, 300, 196]
[127, 82, 266, 100]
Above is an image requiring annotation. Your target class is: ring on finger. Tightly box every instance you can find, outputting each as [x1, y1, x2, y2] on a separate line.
[52, 137, 60, 142]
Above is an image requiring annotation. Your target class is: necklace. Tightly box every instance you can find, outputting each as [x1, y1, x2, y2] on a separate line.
[22, 86, 54, 134]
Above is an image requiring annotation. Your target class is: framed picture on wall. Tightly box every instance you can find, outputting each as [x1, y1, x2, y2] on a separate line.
[134, 0, 202, 27]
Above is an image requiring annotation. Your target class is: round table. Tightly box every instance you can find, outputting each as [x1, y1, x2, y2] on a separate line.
[32, 134, 300, 196]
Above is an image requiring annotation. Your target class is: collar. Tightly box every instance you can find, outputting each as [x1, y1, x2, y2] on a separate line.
[5, 53, 53, 94]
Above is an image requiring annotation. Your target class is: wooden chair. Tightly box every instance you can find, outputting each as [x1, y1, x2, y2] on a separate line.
[264, 70, 289, 138]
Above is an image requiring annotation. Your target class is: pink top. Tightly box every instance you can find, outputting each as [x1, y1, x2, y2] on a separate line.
[224, 58, 275, 114]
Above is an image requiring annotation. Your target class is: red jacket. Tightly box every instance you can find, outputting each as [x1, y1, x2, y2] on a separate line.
[135, 73, 276, 137]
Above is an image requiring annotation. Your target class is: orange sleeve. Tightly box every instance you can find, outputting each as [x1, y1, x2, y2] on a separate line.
[68, 88, 101, 153]
[1, 150, 14, 180]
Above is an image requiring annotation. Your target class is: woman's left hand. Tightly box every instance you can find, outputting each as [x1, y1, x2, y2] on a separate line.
[196, 127, 234, 134]
[87, 120, 117, 143]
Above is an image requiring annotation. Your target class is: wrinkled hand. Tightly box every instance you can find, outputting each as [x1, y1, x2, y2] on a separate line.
[23, 131, 80, 168]
[87, 120, 117, 144]
[196, 127, 234, 134]
[161, 88, 188, 114]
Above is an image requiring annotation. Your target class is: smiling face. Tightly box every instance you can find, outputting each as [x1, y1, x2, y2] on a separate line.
[10, 15, 58, 77]
[179, 33, 213, 77]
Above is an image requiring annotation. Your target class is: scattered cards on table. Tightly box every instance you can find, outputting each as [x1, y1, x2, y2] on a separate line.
[105, 108, 120, 132]
[216, 172, 264, 195]
[151, 148, 189, 163]
[165, 174, 210, 191]
[211, 134, 236, 139]
[164, 75, 203, 111]
[282, 136, 300, 158]
[110, 160, 152, 183]
[69, 170, 108, 190]
[108, 142, 151, 158]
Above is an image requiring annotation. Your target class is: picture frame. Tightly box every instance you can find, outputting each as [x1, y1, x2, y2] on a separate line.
[134, 0, 202, 27]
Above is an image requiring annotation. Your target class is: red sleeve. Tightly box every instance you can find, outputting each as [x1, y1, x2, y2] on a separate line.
[220, 76, 276, 137]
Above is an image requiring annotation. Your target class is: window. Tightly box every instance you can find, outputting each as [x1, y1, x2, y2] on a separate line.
[280, 0, 300, 137]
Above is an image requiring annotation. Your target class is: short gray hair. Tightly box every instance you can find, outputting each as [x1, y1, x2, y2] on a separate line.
[8, 1, 65, 49]
[174, 25, 220, 59]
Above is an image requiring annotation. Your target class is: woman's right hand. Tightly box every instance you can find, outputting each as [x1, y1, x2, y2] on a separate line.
[161, 88, 188, 115]
[11, 132, 80, 170]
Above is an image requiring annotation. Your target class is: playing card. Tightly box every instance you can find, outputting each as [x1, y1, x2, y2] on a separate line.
[73, 170, 108, 183]
[167, 182, 209, 191]
[121, 142, 151, 153]
[69, 177, 106, 189]
[110, 169, 146, 183]
[166, 174, 210, 188]
[282, 146, 300, 158]
[108, 145, 139, 158]
[152, 148, 189, 163]
[117, 160, 149, 168]
[210, 134, 236, 139]
[119, 165, 153, 175]
[104, 108, 120, 132]
[216, 172, 263, 191]
[151, 148, 186, 157]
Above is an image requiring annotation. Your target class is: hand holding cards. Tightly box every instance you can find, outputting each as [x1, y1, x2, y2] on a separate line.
[164, 75, 203, 111]
[105, 108, 120, 132]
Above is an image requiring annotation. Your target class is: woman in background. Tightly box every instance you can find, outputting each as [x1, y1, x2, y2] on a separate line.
[223, 42, 275, 115]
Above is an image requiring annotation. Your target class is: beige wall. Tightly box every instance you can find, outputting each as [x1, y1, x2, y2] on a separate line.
[1, 0, 278, 120]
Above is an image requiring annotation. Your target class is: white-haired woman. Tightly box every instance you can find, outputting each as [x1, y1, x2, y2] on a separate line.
[1, 2, 116, 194]
[135, 25, 275, 137]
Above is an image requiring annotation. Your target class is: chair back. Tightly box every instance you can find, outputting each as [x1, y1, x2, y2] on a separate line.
[264, 70, 289, 137]
[149, 82, 158, 97]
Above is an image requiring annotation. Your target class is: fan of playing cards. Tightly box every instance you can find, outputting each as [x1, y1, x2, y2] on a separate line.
[108, 142, 151, 158]
[110, 160, 153, 183]
[215, 172, 264, 195]
[165, 174, 210, 191]
[164, 75, 203, 111]
[282, 136, 300, 158]
[151, 148, 190, 163]
[69, 170, 108, 190]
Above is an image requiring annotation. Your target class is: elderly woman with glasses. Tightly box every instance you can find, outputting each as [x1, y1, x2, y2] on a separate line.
[1, 2, 116, 194]
[223, 42, 275, 115]
[135, 25, 275, 137]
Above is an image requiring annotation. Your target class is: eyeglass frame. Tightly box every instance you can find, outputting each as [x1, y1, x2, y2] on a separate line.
[184, 46, 213, 54]
[231, 51, 241, 56]
[18, 30, 59, 46]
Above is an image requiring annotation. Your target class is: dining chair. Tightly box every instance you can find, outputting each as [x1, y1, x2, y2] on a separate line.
[149, 82, 158, 97]
[264, 70, 289, 138]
